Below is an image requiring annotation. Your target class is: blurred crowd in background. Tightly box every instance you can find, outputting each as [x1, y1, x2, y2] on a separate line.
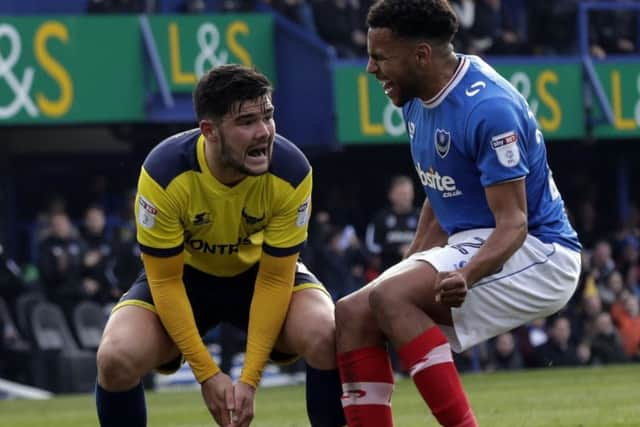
[82, 0, 640, 59]
[2, 0, 640, 393]
[1, 169, 639, 389]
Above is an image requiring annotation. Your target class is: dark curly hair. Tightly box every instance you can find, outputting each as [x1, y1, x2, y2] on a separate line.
[367, 0, 458, 44]
[193, 64, 272, 121]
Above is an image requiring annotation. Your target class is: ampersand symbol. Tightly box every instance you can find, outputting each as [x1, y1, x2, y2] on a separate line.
[0, 24, 38, 119]
[194, 23, 229, 77]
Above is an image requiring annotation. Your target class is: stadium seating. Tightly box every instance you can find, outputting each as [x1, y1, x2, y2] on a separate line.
[30, 301, 97, 393]
[72, 301, 107, 351]
[14, 291, 46, 343]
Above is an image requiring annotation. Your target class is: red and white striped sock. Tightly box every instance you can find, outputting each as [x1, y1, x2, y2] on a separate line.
[398, 326, 478, 427]
[337, 346, 395, 427]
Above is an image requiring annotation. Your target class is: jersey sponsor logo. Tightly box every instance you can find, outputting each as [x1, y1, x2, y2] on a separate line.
[415, 163, 462, 198]
[187, 236, 252, 255]
[138, 195, 157, 229]
[296, 199, 310, 227]
[491, 130, 520, 168]
[465, 80, 486, 97]
[435, 128, 451, 158]
[241, 208, 265, 225]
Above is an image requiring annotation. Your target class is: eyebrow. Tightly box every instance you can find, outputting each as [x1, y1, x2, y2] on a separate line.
[233, 105, 274, 121]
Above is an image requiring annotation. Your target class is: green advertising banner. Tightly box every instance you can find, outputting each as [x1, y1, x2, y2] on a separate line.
[593, 62, 640, 138]
[0, 14, 274, 124]
[148, 14, 275, 92]
[0, 16, 144, 124]
[334, 61, 586, 144]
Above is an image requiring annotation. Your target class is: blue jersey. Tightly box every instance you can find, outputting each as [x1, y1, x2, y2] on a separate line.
[403, 55, 581, 252]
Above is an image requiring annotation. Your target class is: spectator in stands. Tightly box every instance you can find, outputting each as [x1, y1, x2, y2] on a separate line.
[610, 291, 640, 360]
[311, 0, 367, 58]
[315, 224, 368, 300]
[0, 242, 28, 306]
[591, 240, 616, 288]
[589, 0, 636, 59]
[87, 0, 152, 13]
[182, 0, 207, 12]
[37, 212, 92, 313]
[465, 0, 526, 55]
[218, 0, 257, 12]
[80, 205, 114, 304]
[534, 315, 588, 367]
[598, 269, 625, 310]
[486, 332, 523, 371]
[32, 194, 69, 260]
[452, 344, 488, 373]
[590, 311, 629, 365]
[512, 318, 548, 367]
[263, 0, 317, 33]
[106, 191, 142, 303]
[527, 1, 579, 55]
[571, 293, 602, 346]
[450, 0, 475, 52]
[365, 175, 419, 272]
[575, 200, 599, 249]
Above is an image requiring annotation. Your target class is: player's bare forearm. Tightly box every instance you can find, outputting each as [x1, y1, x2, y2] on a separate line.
[405, 199, 448, 257]
[459, 179, 527, 286]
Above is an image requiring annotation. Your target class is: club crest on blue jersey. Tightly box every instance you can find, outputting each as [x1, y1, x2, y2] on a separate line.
[435, 128, 451, 158]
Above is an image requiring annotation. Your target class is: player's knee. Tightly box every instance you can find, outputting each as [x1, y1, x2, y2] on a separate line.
[335, 292, 369, 329]
[369, 280, 395, 323]
[302, 317, 337, 369]
[96, 336, 142, 390]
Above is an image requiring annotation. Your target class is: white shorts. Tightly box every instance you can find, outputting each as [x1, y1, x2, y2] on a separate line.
[408, 228, 581, 353]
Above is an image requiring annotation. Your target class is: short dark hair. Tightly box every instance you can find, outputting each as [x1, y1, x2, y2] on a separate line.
[367, 0, 458, 44]
[193, 64, 272, 121]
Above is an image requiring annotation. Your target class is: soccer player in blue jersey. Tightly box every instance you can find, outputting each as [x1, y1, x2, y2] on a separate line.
[95, 64, 345, 427]
[335, 1, 582, 426]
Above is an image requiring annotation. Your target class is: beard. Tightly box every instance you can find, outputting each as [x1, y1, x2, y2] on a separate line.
[218, 129, 270, 177]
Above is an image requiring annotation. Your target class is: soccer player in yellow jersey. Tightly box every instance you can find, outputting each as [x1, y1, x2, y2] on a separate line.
[95, 64, 346, 427]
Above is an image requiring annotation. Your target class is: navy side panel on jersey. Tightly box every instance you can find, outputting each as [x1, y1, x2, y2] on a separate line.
[143, 128, 202, 189]
[269, 134, 311, 189]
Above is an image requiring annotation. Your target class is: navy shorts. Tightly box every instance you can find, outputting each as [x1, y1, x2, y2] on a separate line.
[113, 262, 328, 373]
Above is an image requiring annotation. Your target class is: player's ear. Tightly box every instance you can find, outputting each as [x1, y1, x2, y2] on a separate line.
[199, 119, 218, 142]
[415, 42, 431, 67]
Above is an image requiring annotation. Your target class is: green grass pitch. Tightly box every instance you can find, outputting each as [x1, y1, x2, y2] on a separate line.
[1, 365, 638, 426]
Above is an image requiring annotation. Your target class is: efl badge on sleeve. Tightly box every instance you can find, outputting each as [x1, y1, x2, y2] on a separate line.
[435, 128, 451, 158]
[138, 195, 158, 229]
[491, 131, 520, 167]
[296, 199, 310, 227]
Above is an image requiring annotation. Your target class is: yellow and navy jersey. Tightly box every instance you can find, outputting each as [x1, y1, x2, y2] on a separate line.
[134, 129, 312, 276]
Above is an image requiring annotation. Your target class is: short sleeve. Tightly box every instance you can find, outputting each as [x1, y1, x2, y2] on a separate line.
[466, 99, 529, 187]
[135, 167, 184, 257]
[262, 171, 312, 257]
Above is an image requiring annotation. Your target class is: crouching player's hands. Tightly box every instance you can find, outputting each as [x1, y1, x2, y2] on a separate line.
[231, 381, 256, 427]
[434, 271, 468, 308]
[201, 372, 235, 426]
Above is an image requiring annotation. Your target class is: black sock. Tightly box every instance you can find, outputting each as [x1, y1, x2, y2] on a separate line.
[305, 365, 347, 427]
[96, 381, 147, 427]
